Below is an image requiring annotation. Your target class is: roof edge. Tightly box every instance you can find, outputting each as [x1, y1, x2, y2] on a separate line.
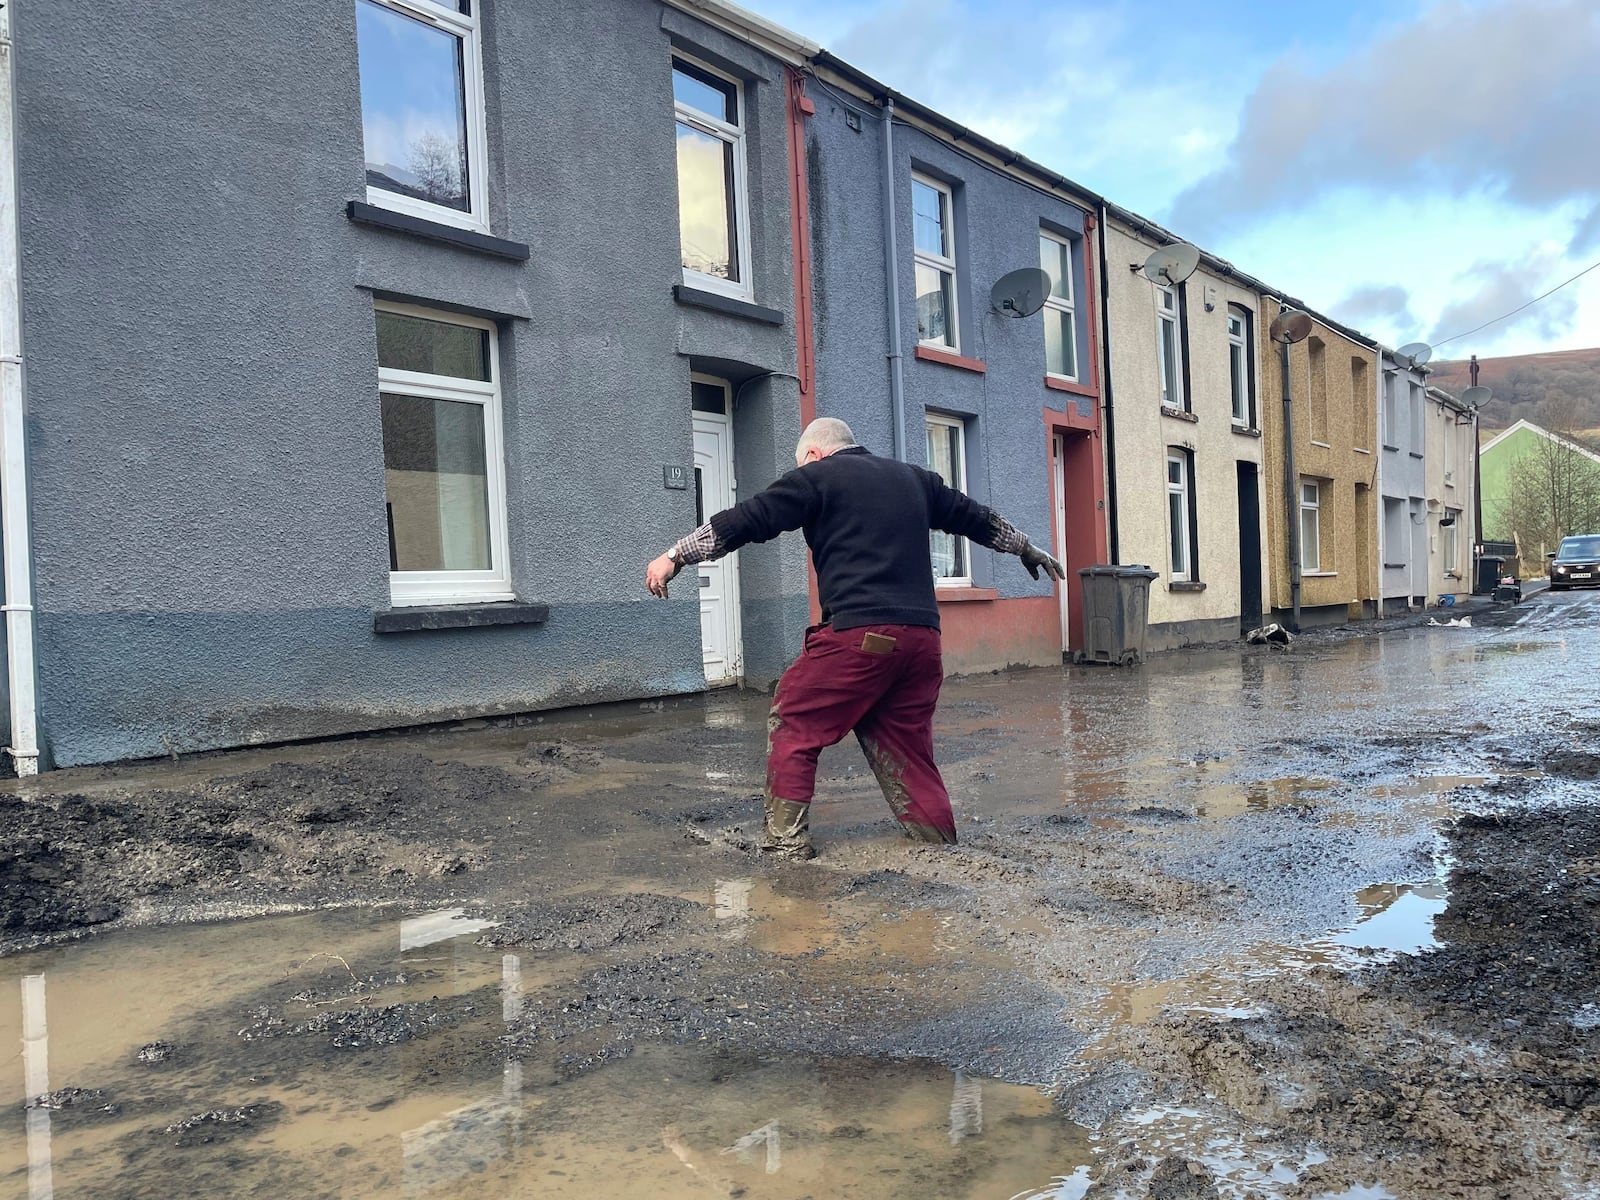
[662, 0, 820, 63]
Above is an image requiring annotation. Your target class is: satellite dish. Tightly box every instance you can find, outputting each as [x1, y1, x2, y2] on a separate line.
[1461, 385, 1491, 411]
[989, 267, 1052, 318]
[1396, 341, 1433, 369]
[1269, 309, 1313, 344]
[1135, 242, 1200, 286]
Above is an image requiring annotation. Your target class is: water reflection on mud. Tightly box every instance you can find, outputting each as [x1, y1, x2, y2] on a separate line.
[0, 909, 1089, 1199]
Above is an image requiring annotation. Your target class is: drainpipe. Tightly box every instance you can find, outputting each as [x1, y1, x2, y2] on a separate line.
[879, 95, 906, 461]
[1280, 328, 1301, 634]
[0, 4, 39, 776]
[1095, 201, 1119, 562]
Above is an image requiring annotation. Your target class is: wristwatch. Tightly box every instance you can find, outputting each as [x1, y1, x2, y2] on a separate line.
[666, 546, 683, 565]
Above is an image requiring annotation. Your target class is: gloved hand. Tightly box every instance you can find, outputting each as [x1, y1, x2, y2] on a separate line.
[1020, 541, 1065, 581]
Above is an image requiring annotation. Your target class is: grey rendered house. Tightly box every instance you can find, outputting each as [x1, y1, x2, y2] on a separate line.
[5, 0, 815, 769]
[1377, 350, 1431, 611]
[800, 58, 1110, 673]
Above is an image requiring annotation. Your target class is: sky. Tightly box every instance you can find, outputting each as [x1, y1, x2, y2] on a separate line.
[746, 0, 1600, 359]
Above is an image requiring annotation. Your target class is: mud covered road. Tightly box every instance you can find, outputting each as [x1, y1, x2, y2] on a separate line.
[2, 587, 1598, 1198]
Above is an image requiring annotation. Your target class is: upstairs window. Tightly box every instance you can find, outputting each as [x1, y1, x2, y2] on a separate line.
[926, 413, 970, 585]
[1040, 231, 1078, 381]
[1157, 285, 1186, 411]
[1382, 372, 1400, 448]
[377, 303, 511, 606]
[1227, 305, 1253, 426]
[913, 175, 960, 351]
[356, 0, 488, 231]
[673, 55, 751, 299]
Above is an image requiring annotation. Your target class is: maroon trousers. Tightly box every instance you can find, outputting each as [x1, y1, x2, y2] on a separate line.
[766, 623, 956, 842]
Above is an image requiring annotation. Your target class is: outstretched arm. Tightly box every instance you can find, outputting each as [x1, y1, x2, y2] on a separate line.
[646, 468, 820, 598]
[925, 472, 1065, 581]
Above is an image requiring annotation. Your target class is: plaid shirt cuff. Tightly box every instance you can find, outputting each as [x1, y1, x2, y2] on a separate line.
[670, 523, 724, 565]
[988, 513, 1031, 556]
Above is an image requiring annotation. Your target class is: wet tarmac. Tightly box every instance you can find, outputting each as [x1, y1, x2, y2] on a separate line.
[3, 586, 1599, 1197]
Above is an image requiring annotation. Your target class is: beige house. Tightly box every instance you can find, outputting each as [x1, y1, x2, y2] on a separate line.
[1258, 308, 1382, 626]
[1425, 385, 1478, 602]
[1103, 212, 1270, 647]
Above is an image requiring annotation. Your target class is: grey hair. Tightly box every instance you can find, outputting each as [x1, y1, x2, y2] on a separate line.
[795, 417, 858, 462]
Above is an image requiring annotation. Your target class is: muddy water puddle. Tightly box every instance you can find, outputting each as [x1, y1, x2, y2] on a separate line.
[1, 909, 1088, 1199]
[1094, 868, 1452, 1031]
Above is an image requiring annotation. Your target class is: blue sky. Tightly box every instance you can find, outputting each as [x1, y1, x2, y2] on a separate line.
[748, 0, 1599, 359]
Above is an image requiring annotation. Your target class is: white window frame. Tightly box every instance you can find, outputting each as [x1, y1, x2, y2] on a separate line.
[1040, 230, 1078, 382]
[912, 173, 960, 352]
[359, 0, 491, 234]
[673, 52, 753, 302]
[1157, 285, 1185, 411]
[1382, 372, 1399, 447]
[1442, 509, 1460, 574]
[1166, 450, 1192, 582]
[377, 300, 512, 607]
[926, 412, 971, 587]
[1300, 479, 1322, 573]
[1227, 308, 1249, 425]
[1443, 412, 1457, 485]
[1408, 381, 1424, 449]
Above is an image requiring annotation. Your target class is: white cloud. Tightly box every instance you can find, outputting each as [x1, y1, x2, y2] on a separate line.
[1169, 0, 1600, 236]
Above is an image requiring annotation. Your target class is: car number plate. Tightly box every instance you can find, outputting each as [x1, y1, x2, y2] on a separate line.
[1573, 572, 1592, 579]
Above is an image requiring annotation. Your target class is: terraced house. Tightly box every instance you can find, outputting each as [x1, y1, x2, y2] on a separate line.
[1258, 310, 1383, 627]
[799, 57, 1109, 671]
[1102, 211, 1270, 647]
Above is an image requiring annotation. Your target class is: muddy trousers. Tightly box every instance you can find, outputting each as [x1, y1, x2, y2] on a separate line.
[766, 623, 956, 843]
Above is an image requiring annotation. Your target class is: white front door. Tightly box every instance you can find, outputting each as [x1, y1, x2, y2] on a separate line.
[693, 410, 742, 686]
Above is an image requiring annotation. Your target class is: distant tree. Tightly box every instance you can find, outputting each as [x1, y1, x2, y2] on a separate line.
[408, 132, 463, 207]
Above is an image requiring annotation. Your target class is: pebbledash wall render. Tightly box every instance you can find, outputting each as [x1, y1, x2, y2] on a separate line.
[11, 0, 811, 768]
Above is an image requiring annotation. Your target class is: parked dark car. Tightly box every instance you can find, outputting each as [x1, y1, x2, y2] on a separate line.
[1548, 535, 1600, 589]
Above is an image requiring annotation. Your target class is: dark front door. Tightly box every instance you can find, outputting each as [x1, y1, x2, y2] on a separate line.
[1237, 461, 1263, 634]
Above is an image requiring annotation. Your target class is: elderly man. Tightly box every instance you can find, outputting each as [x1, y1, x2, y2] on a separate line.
[646, 417, 1063, 859]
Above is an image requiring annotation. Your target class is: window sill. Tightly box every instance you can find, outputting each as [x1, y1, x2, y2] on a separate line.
[1168, 580, 1206, 593]
[1382, 444, 1400, 453]
[1310, 440, 1332, 449]
[1044, 375, 1095, 398]
[1383, 562, 1407, 570]
[1160, 406, 1198, 424]
[1409, 451, 1425, 460]
[915, 345, 986, 373]
[935, 585, 999, 602]
[672, 284, 784, 326]
[346, 201, 530, 261]
[1302, 571, 1337, 578]
[1354, 447, 1373, 455]
[1231, 424, 1262, 438]
[374, 601, 549, 634]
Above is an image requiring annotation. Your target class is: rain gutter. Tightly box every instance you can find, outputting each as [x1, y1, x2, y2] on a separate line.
[880, 94, 905, 461]
[1096, 200, 1120, 562]
[0, 2, 38, 776]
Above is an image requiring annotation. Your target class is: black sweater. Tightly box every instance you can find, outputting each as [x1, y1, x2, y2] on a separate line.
[708, 446, 1002, 631]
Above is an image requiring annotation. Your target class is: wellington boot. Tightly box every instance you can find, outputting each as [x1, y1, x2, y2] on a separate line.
[899, 820, 957, 845]
[760, 796, 816, 861]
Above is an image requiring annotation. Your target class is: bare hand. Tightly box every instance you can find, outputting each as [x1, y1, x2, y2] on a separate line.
[646, 553, 682, 598]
